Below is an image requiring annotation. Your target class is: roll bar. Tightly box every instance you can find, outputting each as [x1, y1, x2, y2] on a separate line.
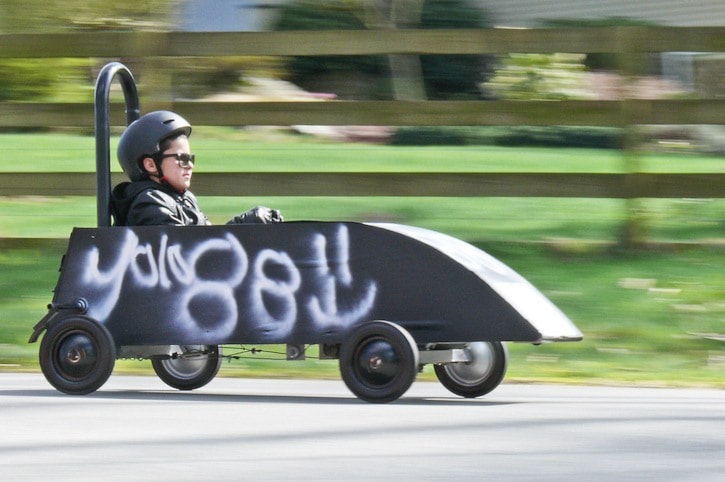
[94, 62, 140, 227]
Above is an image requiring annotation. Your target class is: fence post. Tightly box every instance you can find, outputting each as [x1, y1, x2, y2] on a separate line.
[617, 26, 647, 248]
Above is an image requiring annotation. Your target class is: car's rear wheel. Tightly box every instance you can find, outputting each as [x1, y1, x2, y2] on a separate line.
[434, 341, 507, 398]
[152, 345, 222, 391]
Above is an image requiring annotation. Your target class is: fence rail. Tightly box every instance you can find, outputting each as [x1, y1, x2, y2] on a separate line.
[1, 99, 724, 128]
[1, 28, 724, 58]
[1, 172, 722, 198]
[0, 28, 723, 205]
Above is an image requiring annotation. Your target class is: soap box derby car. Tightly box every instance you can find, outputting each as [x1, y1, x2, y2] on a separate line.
[30, 63, 582, 403]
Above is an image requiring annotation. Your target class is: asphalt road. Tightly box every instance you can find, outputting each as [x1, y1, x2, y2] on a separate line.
[1, 373, 723, 481]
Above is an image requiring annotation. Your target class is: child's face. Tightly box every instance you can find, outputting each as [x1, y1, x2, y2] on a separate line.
[159, 136, 193, 192]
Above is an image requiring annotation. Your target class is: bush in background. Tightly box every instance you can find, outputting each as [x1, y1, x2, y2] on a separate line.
[0, 60, 56, 101]
[494, 126, 623, 149]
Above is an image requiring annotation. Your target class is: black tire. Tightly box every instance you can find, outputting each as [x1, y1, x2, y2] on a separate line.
[340, 321, 419, 403]
[39, 316, 116, 395]
[151, 345, 222, 391]
[434, 341, 508, 398]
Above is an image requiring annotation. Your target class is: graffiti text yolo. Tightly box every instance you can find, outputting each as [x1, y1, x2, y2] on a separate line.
[82, 225, 377, 340]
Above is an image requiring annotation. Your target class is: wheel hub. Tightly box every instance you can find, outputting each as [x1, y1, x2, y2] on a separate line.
[356, 339, 400, 386]
[368, 356, 383, 370]
[66, 348, 83, 363]
[56, 333, 98, 379]
[448, 343, 495, 384]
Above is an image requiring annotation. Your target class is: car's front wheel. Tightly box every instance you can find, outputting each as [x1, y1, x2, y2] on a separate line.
[39, 316, 116, 395]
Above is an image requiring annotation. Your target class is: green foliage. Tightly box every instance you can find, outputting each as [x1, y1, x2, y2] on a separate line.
[274, 0, 364, 30]
[169, 58, 245, 99]
[487, 53, 588, 100]
[0, 58, 95, 107]
[0, 1, 173, 104]
[0, 0, 174, 33]
[494, 126, 623, 149]
[274, 0, 495, 99]
[419, 0, 495, 99]
[391, 127, 471, 146]
[274, 0, 387, 97]
[0, 60, 55, 101]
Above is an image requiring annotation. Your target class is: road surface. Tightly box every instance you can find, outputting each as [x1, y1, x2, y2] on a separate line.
[1, 373, 723, 481]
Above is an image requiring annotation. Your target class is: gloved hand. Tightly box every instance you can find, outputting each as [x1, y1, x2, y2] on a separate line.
[227, 206, 283, 224]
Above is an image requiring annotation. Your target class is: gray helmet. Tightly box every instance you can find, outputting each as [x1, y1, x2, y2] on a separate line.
[117, 111, 192, 181]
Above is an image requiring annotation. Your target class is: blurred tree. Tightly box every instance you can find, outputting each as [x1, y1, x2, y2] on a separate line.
[0, 0, 174, 105]
[274, 0, 494, 100]
[419, 0, 495, 99]
[274, 0, 389, 99]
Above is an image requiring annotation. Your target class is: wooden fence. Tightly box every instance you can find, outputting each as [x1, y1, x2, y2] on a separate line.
[0, 27, 723, 201]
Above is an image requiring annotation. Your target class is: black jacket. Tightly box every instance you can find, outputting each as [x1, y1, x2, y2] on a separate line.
[111, 181, 210, 226]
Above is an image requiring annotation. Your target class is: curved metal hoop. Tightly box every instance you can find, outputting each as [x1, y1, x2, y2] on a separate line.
[94, 62, 140, 227]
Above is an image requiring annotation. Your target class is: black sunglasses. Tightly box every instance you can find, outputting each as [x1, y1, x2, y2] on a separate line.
[157, 152, 196, 168]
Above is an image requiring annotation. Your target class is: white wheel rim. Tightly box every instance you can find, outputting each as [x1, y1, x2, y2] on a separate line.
[442, 342, 495, 387]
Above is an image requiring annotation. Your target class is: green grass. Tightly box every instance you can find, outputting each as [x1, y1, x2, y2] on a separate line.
[496, 244, 725, 387]
[2, 243, 723, 387]
[1, 132, 723, 387]
[1, 129, 724, 173]
[1, 132, 723, 242]
[2, 195, 722, 244]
